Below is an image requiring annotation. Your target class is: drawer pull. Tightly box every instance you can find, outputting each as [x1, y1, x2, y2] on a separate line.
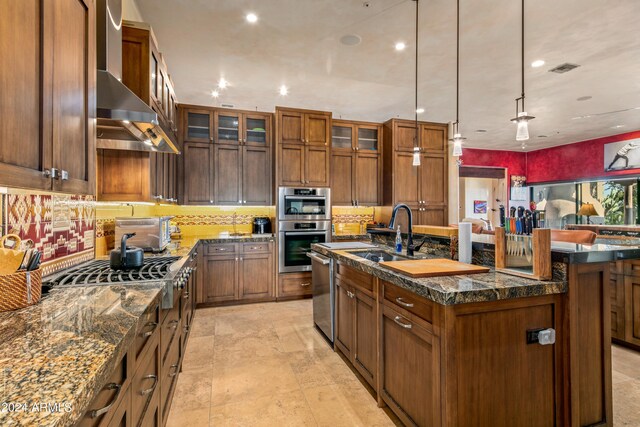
[184, 291, 190, 300]
[90, 382, 122, 418]
[140, 321, 158, 338]
[169, 319, 179, 330]
[300, 282, 311, 287]
[346, 290, 355, 299]
[393, 315, 413, 329]
[140, 374, 158, 395]
[169, 363, 179, 378]
[395, 297, 414, 308]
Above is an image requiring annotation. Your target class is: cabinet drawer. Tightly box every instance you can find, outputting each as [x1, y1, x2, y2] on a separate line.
[161, 331, 181, 419]
[278, 272, 312, 297]
[624, 260, 640, 276]
[103, 386, 131, 427]
[132, 335, 160, 426]
[161, 303, 180, 362]
[134, 304, 160, 363]
[242, 242, 272, 253]
[206, 243, 237, 255]
[336, 262, 374, 293]
[78, 351, 131, 427]
[383, 281, 433, 325]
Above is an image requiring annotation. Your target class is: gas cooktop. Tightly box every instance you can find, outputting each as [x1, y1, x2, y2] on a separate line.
[42, 256, 181, 292]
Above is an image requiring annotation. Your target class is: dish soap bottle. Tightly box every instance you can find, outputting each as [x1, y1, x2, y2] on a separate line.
[395, 225, 402, 253]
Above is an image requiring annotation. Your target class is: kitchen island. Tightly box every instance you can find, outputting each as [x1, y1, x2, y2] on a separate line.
[313, 240, 640, 427]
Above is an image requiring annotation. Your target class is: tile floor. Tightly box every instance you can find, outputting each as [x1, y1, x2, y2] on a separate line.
[168, 299, 640, 427]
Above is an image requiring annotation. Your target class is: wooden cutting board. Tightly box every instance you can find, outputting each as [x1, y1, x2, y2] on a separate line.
[379, 258, 490, 278]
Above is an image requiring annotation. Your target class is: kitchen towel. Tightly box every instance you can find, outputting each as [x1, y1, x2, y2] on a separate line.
[458, 222, 472, 264]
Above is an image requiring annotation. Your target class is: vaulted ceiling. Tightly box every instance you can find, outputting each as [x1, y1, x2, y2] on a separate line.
[133, 0, 640, 151]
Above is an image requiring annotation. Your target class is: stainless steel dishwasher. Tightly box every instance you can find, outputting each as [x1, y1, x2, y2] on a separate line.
[307, 251, 333, 343]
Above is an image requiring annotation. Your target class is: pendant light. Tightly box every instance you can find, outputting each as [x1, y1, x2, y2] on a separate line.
[450, 0, 465, 157]
[412, 0, 421, 167]
[511, 0, 534, 141]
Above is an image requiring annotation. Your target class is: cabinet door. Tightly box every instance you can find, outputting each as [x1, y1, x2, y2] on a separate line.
[420, 123, 447, 153]
[420, 154, 447, 205]
[49, 0, 96, 195]
[279, 110, 305, 145]
[332, 124, 355, 151]
[182, 143, 214, 205]
[305, 146, 330, 187]
[239, 253, 273, 301]
[305, 113, 331, 146]
[335, 279, 354, 359]
[203, 256, 238, 303]
[183, 109, 213, 143]
[0, 0, 52, 191]
[331, 151, 354, 205]
[418, 207, 447, 226]
[242, 146, 271, 205]
[97, 150, 151, 202]
[356, 125, 380, 152]
[215, 110, 242, 145]
[610, 273, 625, 340]
[393, 152, 420, 205]
[354, 290, 376, 387]
[214, 144, 242, 205]
[280, 144, 305, 186]
[244, 113, 271, 147]
[393, 121, 417, 152]
[355, 153, 380, 206]
[381, 305, 439, 427]
[624, 276, 640, 346]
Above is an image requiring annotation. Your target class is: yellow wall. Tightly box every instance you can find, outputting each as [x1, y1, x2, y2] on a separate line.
[332, 206, 375, 235]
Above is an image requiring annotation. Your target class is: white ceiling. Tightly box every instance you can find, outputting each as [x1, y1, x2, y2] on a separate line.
[133, 0, 640, 151]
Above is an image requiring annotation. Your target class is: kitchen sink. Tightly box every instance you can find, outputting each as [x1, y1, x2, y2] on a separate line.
[349, 251, 410, 263]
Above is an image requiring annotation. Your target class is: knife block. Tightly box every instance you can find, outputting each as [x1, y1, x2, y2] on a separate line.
[494, 227, 551, 280]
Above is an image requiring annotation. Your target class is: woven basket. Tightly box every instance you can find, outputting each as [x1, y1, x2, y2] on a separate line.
[0, 269, 42, 312]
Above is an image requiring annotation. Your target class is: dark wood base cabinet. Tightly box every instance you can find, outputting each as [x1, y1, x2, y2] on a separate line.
[332, 262, 614, 427]
[277, 272, 313, 300]
[611, 260, 640, 349]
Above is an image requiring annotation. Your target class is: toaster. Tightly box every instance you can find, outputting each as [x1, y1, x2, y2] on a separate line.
[114, 217, 173, 252]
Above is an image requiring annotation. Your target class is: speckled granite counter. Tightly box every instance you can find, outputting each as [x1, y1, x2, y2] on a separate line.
[0, 284, 163, 427]
[312, 243, 566, 305]
[331, 234, 371, 241]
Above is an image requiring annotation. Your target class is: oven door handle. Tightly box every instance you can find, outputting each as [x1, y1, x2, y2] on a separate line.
[284, 196, 326, 200]
[283, 231, 328, 236]
[307, 252, 330, 265]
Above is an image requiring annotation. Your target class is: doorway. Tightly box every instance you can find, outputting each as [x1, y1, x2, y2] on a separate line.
[458, 166, 507, 228]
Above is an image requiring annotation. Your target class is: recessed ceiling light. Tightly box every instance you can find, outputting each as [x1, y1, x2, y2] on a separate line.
[279, 85, 288, 96]
[122, 120, 130, 124]
[211, 90, 219, 98]
[246, 13, 258, 23]
[531, 59, 545, 68]
[416, 108, 424, 114]
[340, 34, 362, 46]
[395, 42, 406, 51]
[576, 96, 592, 101]
[475, 129, 487, 133]
[218, 78, 228, 89]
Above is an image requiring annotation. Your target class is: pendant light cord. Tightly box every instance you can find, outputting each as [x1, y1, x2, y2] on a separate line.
[414, 0, 419, 148]
[455, 0, 460, 133]
[521, 0, 525, 111]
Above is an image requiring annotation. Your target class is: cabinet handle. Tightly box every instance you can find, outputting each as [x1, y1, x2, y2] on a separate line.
[169, 319, 179, 329]
[235, 257, 238, 261]
[169, 364, 179, 378]
[210, 200, 214, 204]
[346, 290, 355, 298]
[43, 169, 51, 178]
[51, 168, 60, 180]
[184, 291, 190, 299]
[238, 199, 242, 203]
[395, 297, 414, 308]
[140, 374, 158, 395]
[240, 257, 243, 262]
[355, 147, 359, 151]
[300, 282, 311, 287]
[89, 382, 122, 418]
[393, 315, 412, 329]
[140, 321, 158, 338]
[60, 170, 69, 181]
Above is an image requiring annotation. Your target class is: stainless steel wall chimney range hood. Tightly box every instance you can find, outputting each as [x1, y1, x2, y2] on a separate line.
[96, 0, 179, 154]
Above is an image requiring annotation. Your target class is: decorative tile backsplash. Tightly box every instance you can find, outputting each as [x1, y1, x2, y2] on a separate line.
[1, 191, 95, 275]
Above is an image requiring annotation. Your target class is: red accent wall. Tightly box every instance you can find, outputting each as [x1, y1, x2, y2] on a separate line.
[460, 131, 640, 184]
[527, 131, 640, 183]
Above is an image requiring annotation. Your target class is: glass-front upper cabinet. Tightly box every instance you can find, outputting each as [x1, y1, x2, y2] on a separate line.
[215, 111, 241, 144]
[244, 114, 270, 146]
[184, 109, 213, 143]
[151, 53, 158, 100]
[331, 124, 354, 150]
[357, 126, 379, 152]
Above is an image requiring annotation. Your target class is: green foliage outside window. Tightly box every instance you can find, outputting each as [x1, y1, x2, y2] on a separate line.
[602, 182, 625, 225]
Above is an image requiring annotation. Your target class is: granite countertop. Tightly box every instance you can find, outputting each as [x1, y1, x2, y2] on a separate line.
[331, 233, 371, 241]
[0, 284, 163, 427]
[312, 243, 566, 305]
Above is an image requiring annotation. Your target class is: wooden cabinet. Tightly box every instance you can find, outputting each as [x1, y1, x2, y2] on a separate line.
[276, 107, 331, 187]
[0, 0, 95, 195]
[610, 260, 640, 349]
[624, 275, 640, 347]
[383, 119, 448, 225]
[97, 150, 178, 203]
[610, 262, 625, 340]
[277, 272, 313, 299]
[199, 242, 275, 305]
[122, 21, 178, 139]
[335, 279, 355, 359]
[331, 120, 382, 206]
[179, 106, 273, 205]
